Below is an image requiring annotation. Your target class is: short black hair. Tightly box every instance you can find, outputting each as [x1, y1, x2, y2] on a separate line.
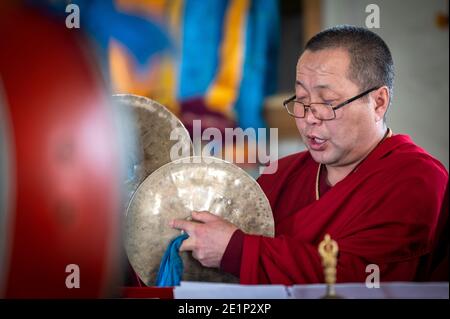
[305, 25, 395, 108]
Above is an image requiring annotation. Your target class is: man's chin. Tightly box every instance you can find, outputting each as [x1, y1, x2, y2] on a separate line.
[309, 150, 336, 166]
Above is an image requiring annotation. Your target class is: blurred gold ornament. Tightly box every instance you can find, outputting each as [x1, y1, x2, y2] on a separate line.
[318, 234, 341, 298]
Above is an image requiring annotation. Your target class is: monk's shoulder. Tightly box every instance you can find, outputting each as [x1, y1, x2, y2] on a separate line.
[385, 140, 447, 177]
[377, 139, 448, 193]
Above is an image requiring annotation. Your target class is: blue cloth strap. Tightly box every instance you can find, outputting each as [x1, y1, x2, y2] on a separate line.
[156, 233, 189, 287]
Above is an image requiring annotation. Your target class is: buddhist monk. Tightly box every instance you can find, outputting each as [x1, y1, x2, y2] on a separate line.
[170, 25, 448, 284]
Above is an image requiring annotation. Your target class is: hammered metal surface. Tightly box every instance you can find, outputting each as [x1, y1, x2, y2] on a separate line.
[126, 156, 274, 286]
[112, 94, 193, 202]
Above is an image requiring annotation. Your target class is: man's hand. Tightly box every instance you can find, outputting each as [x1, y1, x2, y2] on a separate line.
[169, 211, 238, 268]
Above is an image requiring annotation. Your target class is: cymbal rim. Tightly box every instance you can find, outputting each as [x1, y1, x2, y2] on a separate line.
[112, 94, 194, 203]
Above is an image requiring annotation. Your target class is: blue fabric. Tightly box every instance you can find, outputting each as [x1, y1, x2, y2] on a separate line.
[179, 0, 229, 99]
[28, 0, 172, 69]
[234, 0, 279, 131]
[156, 233, 189, 287]
[178, 0, 279, 130]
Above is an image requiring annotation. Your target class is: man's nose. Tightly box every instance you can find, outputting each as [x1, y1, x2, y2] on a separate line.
[304, 107, 321, 125]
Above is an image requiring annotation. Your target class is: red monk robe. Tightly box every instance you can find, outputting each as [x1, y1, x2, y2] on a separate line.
[220, 134, 448, 284]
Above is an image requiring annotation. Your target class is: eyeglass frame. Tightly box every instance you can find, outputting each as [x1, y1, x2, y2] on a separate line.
[283, 86, 380, 121]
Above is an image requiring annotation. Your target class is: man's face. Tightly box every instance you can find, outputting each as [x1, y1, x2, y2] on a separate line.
[295, 48, 379, 167]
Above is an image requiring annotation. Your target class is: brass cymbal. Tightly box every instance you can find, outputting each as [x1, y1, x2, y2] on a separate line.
[112, 94, 193, 201]
[125, 156, 274, 285]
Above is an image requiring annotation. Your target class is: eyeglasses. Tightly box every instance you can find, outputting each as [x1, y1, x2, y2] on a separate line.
[283, 87, 379, 121]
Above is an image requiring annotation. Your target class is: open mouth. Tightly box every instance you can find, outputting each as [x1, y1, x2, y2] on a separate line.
[306, 135, 327, 150]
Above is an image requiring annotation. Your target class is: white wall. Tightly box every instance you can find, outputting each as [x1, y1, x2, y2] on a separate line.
[323, 0, 449, 168]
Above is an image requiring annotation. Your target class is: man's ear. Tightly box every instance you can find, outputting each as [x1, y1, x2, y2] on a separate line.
[372, 86, 390, 122]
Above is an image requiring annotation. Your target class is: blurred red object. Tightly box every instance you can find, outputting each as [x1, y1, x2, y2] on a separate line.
[0, 4, 123, 298]
[122, 287, 174, 299]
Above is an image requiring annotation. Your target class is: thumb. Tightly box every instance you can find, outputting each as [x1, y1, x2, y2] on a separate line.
[191, 211, 219, 223]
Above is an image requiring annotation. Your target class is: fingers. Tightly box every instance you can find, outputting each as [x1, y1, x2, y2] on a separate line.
[179, 237, 195, 252]
[169, 212, 220, 255]
[169, 218, 196, 235]
[190, 211, 219, 223]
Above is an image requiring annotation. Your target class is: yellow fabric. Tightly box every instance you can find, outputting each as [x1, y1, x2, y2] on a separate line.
[205, 0, 249, 117]
[109, 40, 154, 96]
